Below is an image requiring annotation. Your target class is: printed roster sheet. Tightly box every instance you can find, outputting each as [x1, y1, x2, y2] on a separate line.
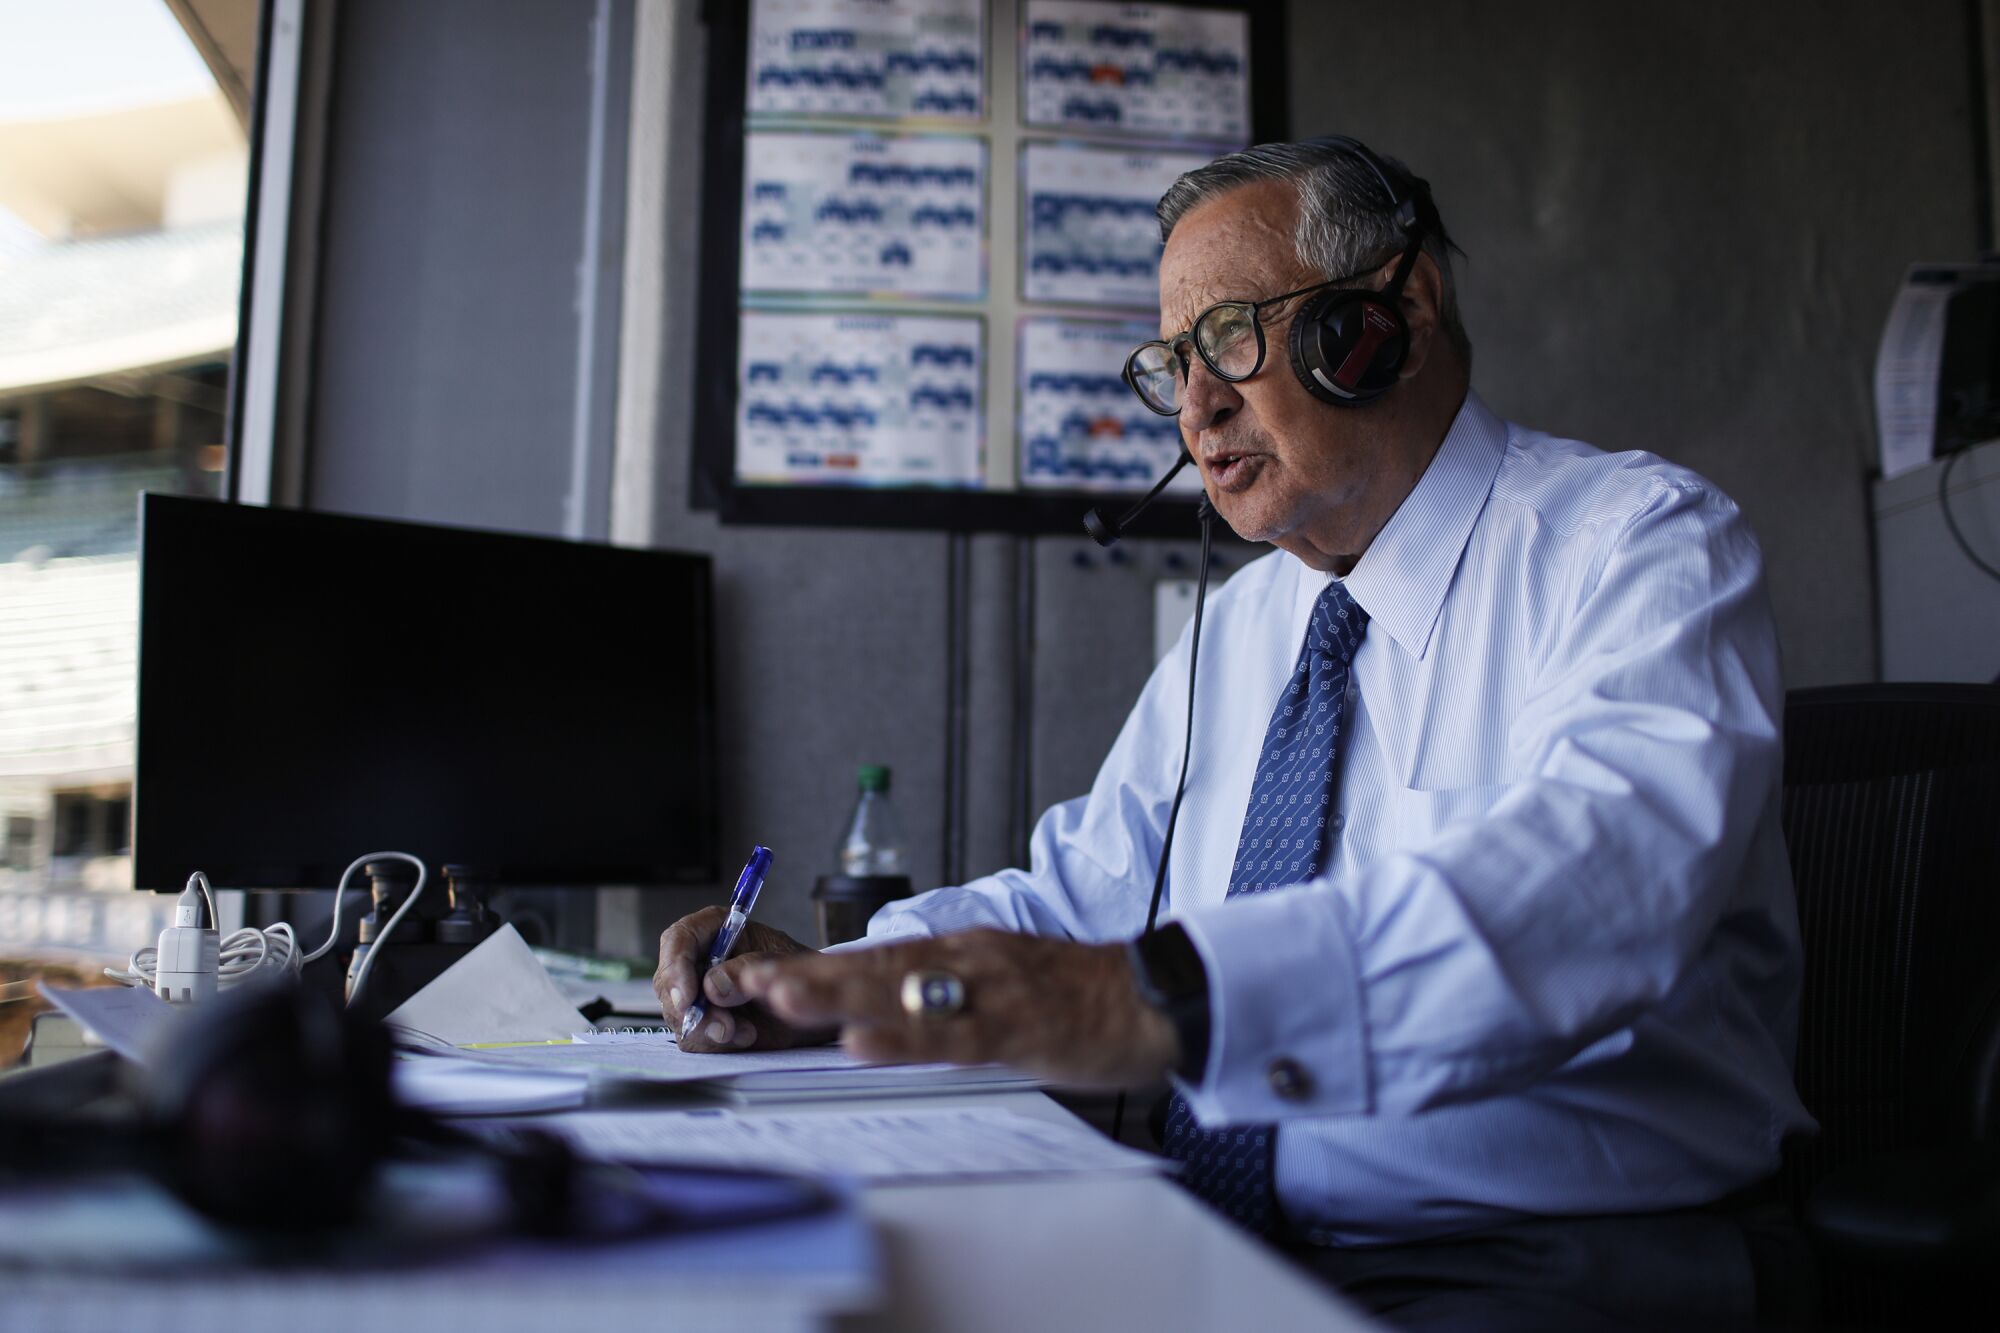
[495, 1106, 1171, 1182]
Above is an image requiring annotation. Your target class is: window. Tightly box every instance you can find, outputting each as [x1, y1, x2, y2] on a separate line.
[0, 0, 256, 960]
[2, 818, 32, 871]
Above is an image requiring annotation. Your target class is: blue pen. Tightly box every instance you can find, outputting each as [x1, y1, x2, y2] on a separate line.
[680, 844, 774, 1043]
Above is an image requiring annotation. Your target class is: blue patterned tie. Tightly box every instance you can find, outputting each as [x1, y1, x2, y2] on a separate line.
[1161, 579, 1368, 1234]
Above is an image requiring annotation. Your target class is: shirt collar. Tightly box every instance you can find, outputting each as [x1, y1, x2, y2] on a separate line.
[1308, 389, 1507, 661]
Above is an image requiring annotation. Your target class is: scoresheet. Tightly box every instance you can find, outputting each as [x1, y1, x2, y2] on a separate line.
[1022, 1, 1251, 143]
[1021, 141, 1211, 307]
[742, 132, 988, 299]
[1017, 317, 1195, 492]
[737, 311, 985, 487]
[749, 0, 986, 120]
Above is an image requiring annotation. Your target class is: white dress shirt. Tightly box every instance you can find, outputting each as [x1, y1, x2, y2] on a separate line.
[862, 390, 1815, 1243]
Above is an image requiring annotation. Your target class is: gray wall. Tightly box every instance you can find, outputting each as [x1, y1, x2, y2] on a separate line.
[296, 1, 1988, 951]
[1289, 0, 1983, 686]
[309, 0, 628, 539]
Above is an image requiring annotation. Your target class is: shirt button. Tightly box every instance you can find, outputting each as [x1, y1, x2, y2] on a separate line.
[1267, 1057, 1313, 1102]
[1331, 814, 1346, 831]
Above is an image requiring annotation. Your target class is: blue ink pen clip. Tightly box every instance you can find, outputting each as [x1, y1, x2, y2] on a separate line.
[680, 844, 774, 1043]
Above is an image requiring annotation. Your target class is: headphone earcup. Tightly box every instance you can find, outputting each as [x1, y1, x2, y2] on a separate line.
[1288, 288, 1409, 407]
[150, 984, 396, 1232]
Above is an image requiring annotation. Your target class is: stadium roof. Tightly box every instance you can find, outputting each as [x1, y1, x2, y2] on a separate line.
[0, 221, 238, 399]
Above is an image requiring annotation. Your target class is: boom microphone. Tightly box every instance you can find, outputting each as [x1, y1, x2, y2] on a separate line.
[1081, 449, 1195, 546]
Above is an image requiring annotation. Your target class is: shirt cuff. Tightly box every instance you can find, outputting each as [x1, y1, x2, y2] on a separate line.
[1172, 884, 1371, 1125]
[822, 913, 932, 954]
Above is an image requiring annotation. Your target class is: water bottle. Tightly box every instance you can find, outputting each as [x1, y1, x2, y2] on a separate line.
[836, 764, 905, 876]
[817, 765, 914, 946]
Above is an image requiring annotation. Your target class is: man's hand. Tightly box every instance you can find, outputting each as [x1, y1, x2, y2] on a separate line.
[653, 907, 833, 1052]
[734, 928, 1180, 1088]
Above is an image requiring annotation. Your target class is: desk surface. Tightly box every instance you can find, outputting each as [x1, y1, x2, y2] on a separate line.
[1, 1040, 1370, 1332]
[786, 1089, 1369, 1332]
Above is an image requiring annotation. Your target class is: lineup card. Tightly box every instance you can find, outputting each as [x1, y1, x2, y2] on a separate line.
[748, 0, 986, 120]
[1022, 1, 1250, 142]
[743, 132, 987, 299]
[1022, 141, 1211, 307]
[1018, 317, 1195, 493]
[737, 311, 984, 487]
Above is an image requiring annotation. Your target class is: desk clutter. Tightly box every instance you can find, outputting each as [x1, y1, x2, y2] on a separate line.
[0, 910, 1172, 1328]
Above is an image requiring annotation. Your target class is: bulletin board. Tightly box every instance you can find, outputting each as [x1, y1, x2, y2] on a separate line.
[691, 0, 1289, 534]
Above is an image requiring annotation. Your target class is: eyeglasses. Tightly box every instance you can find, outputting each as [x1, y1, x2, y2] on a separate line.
[1121, 268, 1377, 417]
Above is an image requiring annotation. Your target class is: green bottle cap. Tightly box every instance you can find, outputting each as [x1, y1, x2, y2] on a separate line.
[857, 764, 890, 792]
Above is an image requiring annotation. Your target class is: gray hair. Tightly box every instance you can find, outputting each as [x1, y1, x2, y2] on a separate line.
[1157, 139, 1471, 362]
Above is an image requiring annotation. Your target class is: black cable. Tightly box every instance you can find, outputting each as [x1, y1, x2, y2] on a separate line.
[1111, 502, 1215, 1144]
[1141, 504, 1216, 938]
[1938, 447, 2000, 582]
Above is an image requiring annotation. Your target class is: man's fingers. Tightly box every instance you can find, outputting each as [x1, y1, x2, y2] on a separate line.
[844, 1014, 996, 1067]
[680, 1005, 734, 1048]
[705, 954, 761, 1007]
[655, 906, 729, 1025]
[748, 954, 908, 1027]
[703, 1007, 736, 1044]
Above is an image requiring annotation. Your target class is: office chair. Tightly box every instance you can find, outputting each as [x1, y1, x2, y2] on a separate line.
[1778, 682, 2000, 1324]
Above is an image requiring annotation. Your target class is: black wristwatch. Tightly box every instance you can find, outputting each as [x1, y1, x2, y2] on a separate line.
[1126, 922, 1212, 1083]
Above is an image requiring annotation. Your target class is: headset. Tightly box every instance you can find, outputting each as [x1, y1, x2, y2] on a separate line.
[0, 984, 832, 1244]
[1085, 136, 1443, 546]
[1285, 135, 1433, 408]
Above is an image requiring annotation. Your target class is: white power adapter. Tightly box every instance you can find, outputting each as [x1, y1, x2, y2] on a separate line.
[154, 875, 221, 1004]
[106, 854, 427, 1005]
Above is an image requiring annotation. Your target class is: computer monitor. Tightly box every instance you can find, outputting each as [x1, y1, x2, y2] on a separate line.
[134, 494, 717, 891]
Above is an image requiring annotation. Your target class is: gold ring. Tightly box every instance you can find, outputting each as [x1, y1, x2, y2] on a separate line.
[900, 970, 966, 1020]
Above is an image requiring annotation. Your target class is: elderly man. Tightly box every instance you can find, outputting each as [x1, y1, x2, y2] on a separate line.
[658, 137, 1813, 1324]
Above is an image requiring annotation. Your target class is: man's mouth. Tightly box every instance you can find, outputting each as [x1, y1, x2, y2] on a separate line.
[1205, 450, 1261, 491]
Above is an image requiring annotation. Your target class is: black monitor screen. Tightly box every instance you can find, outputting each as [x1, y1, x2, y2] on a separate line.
[135, 494, 716, 890]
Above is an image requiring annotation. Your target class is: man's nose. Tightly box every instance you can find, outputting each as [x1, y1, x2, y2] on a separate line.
[1179, 359, 1241, 437]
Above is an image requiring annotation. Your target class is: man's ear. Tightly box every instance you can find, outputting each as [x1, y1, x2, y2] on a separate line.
[1394, 250, 1446, 382]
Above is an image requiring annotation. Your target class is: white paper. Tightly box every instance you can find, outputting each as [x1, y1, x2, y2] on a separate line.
[384, 924, 591, 1047]
[1018, 316, 1193, 491]
[37, 983, 180, 1064]
[742, 132, 986, 298]
[1876, 272, 1952, 480]
[390, 1057, 589, 1116]
[1021, 142, 1212, 308]
[1023, 1, 1251, 143]
[459, 1032, 1040, 1099]
[748, 0, 985, 121]
[737, 310, 984, 486]
[461, 1034, 864, 1081]
[518, 1105, 1169, 1181]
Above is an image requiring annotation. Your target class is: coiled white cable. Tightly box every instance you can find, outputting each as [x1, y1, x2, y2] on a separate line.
[106, 923, 302, 991]
[106, 873, 304, 991]
[106, 853, 429, 1006]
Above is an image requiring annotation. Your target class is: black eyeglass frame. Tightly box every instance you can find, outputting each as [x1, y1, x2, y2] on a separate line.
[1120, 264, 1386, 418]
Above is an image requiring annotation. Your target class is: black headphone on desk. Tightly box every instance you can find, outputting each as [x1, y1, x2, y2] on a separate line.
[0, 982, 398, 1231]
[1285, 135, 1435, 408]
[0, 985, 830, 1245]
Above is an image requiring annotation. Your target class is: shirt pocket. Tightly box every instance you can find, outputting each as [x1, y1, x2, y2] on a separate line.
[1382, 778, 1511, 846]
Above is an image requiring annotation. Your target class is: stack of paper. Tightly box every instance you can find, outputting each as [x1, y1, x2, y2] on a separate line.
[379, 924, 1044, 1103]
[497, 1105, 1170, 1182]
[458, 1032, 1043, 1103]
